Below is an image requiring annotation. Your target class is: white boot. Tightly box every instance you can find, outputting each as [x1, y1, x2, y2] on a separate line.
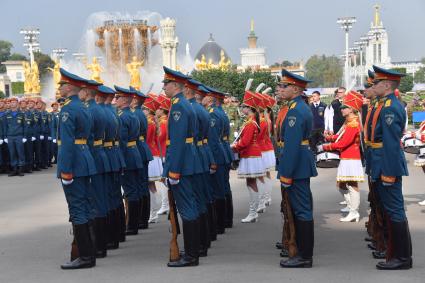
[419, 199, 425, 206]
[340, 186, 360, 222]
[157, 182, 169, 215]
[339, 189, 351, 213]
[242, 186, 259, 223]
[148, 189, 160, 223]
[339, 200, 347, 205]
[257, 180, 267, 213]
[264, 177, 272, 206]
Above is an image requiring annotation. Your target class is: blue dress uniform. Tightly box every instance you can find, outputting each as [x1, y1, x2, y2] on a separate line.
[32, 108, 42, 170]
[216, 102, 234, 228]
[369, 66, 412, 270]
[0, 105, 4, 171]
[57, 68, 97, 269]
[278, 70, 317, 268]
[204, 86, 229, 234]
[4, 102, 26, 176]
[114, 85, 144, 235]
[162, 66, 199, 267]
[130, 87, 153, 230]
[51, 108, 60, 164]
[98, 85, 125, 248]
[40, 108, 50, 168]
[186, 79, 213, 254]
[86, 81, 112, 257]
[23, 108, 34, 173]
[198, 85, 218, 242]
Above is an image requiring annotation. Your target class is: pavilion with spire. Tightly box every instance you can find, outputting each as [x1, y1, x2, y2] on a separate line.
[239, 19, 268, 70]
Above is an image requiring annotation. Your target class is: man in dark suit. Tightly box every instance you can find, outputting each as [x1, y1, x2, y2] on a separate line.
[309, 91, 326, 153]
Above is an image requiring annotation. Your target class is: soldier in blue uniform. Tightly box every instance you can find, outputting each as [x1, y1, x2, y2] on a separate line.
[57, 68, 97, 269]
[203, 86, 229, 235]
[184, 78, 213, 256]
[114, 85, 144, 235]
[80, 79, 112, 258]
[0, 99, 4, 173]
[51, 101, 60, 164]
[130, 87, 153, 230]
[4, 97, 26, 176]
[38, 100, 50, 169]
[20, 98, 33, 173]
[278, 70, 317, 268]
[369, 65, 412, 270]
[98, 85, 125, 248]
[162, 66, 200, 267]
[215, 91, 234, 229]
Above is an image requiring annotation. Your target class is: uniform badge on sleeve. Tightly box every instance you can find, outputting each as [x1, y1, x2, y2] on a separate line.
[172, 111, 181, 121]
[62, 112, 69, 122]
[385, 113, 394, 126]
[288, 116, 296, 127]
[210, 118, 216, 127]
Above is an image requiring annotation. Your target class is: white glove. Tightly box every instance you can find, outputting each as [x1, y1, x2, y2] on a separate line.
[22, 138, 27, 143]
[48, 136, 52, 141]
[382, 181, 393, 187]
[415, 132, 422, 140]
[40, 135, 45, 140]
[316, 144, 324, 152]
[168, 178, 180, 185]
[4, 138, 8, 143]
[210, 168, 217, 174]
[53, 139, 57, 143]
[281, 183, 291, 188]
[0, 139, 3, 145]
[31, 137, 36, 141]
[61, 178, 74, 185]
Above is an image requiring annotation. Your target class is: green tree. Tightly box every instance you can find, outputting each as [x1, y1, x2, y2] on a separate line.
[0, 40, 13, 73]
[391, 68, 414, 93]
[12, 82, 24, 95]
[34, 51, 54, 78]
[9, 53, 27, 61]
[281, 60, 293, 67]
[191, 69, 277, 101]
[0, 90, 5, 98]
[414, 67, 425, 83]
[305, 54, 343, 88]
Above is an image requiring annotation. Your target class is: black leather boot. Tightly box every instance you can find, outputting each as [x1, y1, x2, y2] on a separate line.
[224, 192, 233, 228]
[125, 201, 139, 235]
[117, 206, 126, 242]
[17, 166, 24, 176]
[168, 220, 199, 267]
[276, 242, 283, 250]
[87, 220, 97, 261]
[376, 221, 412, 270]
[95, 217, 107, 258]
[372, 250, 386, 259]
[8, 167, 18, 177]
[215, 199, 226, 234]
[199, 214, 209, 257]
[280, 219, 313, 268]
[61, 223, 96, 269]
[139, 195, 150, 230]
[280, 248, 289, 257]
[106, 211, 119, 250]
[208, 202, 217, 241]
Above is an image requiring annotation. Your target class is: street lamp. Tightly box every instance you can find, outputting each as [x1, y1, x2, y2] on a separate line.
[337, 16, 356, 88]
[52, 47, 68, 62]
[20, 27, 40, 66]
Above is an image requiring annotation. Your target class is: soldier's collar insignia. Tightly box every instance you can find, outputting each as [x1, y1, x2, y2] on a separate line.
[209, 108, 214, 113]
[288, 116, 296, 127]
[385, 112, 394, 125]
[289, 102, 297, 109]
[172, 111, 181, 121]
[172, 97, 179, 104]
[385, 99, 391, 107]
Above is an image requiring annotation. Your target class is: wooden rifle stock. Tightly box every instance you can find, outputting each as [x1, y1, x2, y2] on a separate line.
[168, 187, 180, 262]
[283, 189, 297, 257]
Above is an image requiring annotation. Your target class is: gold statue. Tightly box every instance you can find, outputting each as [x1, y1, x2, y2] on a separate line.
[23, 61, 32, 94]
[31, 61, 41, 94]
[195, 54, 208, 70]
[86, 57, 104, 83]
[47, 59, 61, 92]
[207, 58, 215, 69]
[126, 56, 144, 90]
[218, 50, 231, 71]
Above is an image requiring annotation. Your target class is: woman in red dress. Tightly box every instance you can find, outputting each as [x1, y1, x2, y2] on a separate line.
[318, 91, 364, 222]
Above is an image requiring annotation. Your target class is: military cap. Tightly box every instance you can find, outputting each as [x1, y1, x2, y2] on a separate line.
[59, 68, 88, 88]
[97, 85, 116, 96]
[86, 79, 102, 90]
[280, 69, 312, 90]
[114, 85, 135, 98]
[204, 85, 227, 99]
[372, 65, 405, 82]
[198, 85, 211, 95]
[162, 66, 189, 84]
[185, 78, 203, 91]
[129, 86, 149, 100]
[364, 70, 375, 89]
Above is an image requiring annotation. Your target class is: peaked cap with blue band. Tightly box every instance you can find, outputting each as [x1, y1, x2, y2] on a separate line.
[114, 85, 135, 97]
[162, 66, 190, 84]
[373, 65, 405, 82]
[97, 85, 116, 95]
[59, 68, 88, 88]
[281, 69, 313, 90]
[130, 86, 149, 99]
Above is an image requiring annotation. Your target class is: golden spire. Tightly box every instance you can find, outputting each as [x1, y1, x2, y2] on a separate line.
[374, 4, 381, 27]
[250, 19, 254, 32]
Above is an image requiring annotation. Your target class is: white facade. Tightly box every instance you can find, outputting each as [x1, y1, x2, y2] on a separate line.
[0, 74, 12, 96]
[159, 18, 178, 70]
[240, 47, 267, 68]
[2, 60, 25, 82]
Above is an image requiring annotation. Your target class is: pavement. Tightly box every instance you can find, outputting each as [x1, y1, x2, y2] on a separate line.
[0, 154, 424, 283]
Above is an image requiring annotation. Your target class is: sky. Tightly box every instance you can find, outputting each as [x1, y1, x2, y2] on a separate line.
[1, 0, 425, 65]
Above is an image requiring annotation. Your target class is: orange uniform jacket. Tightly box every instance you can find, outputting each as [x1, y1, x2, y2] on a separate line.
[323, 117, 361, 160]
[233, 118, 261, 158]
[158, 117, 168, 158]
[147, 115, 160, 157]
